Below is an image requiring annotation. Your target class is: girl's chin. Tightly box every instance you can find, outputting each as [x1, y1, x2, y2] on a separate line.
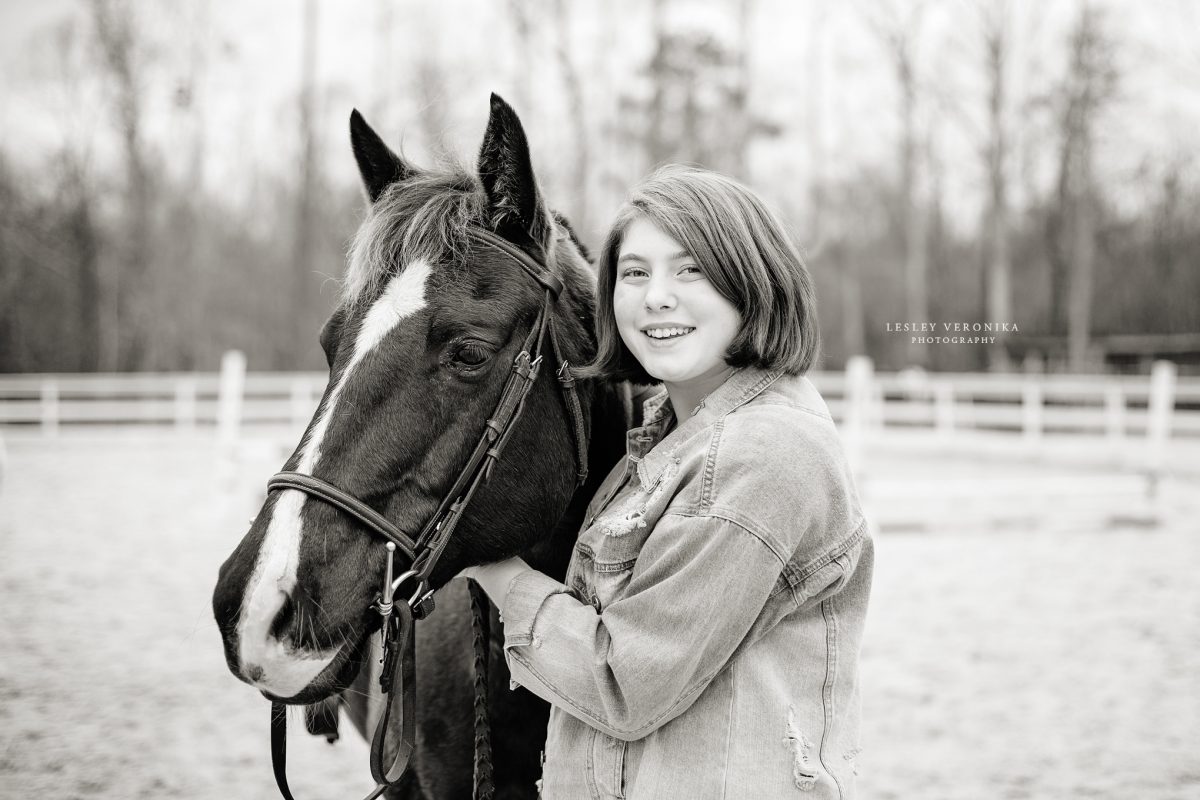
[644, 365, 702, 385]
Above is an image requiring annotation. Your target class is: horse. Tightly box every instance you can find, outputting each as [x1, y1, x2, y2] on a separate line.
[212, 94, 639, 799]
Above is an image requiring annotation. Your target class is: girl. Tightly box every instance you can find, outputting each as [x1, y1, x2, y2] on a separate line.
[463, 165, 872, 799]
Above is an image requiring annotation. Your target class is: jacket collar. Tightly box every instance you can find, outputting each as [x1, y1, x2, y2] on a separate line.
[630, 366, 784, 491]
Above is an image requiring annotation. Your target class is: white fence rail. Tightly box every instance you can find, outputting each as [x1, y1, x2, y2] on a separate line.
[1, 353, 1197, 450]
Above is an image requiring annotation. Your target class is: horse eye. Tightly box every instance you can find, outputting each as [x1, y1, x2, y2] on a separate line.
[454, 344, 491, 367]
[318, 310, 344, 368]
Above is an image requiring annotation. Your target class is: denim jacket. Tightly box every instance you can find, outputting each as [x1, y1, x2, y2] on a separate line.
[503, 367, 873, 799]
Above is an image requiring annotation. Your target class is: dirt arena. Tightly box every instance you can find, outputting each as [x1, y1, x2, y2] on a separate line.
[1, 436, 1197, 799]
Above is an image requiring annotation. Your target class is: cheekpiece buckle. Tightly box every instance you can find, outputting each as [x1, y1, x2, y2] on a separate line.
[374, 545, 436, 624]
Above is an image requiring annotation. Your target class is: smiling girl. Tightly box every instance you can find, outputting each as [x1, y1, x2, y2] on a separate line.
[462, 165, 872, 799]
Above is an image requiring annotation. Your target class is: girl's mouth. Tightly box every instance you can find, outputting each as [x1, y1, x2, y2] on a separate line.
[643, 326, 695, 340]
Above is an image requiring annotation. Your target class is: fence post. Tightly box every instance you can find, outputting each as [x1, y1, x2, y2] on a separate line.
[843, 356, 874, 474]
[1022, 382, 1042, 443]
[41, 379, 59, 437]
[1146, 360, 1176, 488]
[175, 376, 198, 432]
[934, 382, 955, 436]
[1104, 385, 1124, 443]
[217, 351, 247, 450]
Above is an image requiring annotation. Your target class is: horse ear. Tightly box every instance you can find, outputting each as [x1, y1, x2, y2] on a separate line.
[476, 93, 550, 245]
[350, 109, 413, 203]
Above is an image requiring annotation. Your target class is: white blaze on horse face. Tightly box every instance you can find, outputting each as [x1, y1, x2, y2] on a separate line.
[236, 260, 433, 697]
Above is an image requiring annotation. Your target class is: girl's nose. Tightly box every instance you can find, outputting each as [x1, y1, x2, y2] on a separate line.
[644, 274, 676, 311]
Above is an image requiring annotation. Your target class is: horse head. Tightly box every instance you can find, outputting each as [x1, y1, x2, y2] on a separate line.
[212, 95, 599, 705]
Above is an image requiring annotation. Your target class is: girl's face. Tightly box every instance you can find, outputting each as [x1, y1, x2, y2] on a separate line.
[613, 216, 741, 395]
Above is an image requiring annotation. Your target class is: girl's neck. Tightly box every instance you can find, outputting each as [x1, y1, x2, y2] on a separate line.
[664, 366, 736, 423]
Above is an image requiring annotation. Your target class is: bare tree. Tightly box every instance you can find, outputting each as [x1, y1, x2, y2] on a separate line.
[980, 1, 1014, 371]
[293, 0, 320, 356]
[804, 0, 829, 260]
[1050, 2, 1117, 371]
[50, 19, 104, 371]
[91, 0, 153, 370]
[371, 0, 395, 124]
[550, 0, 591, 233]
[162, 0, 211, 369]
[803, 2, 865, 361]
[505, 0, 536, 115]
[646, 0, 670, 168]
[727, 0, 757, 179]
[862, 0, 931, 367]
[407, 9, 451, 162]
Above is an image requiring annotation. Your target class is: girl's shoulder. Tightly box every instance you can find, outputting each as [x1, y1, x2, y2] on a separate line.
[699, 377, 864, 560]
[720, 375, 842, 471]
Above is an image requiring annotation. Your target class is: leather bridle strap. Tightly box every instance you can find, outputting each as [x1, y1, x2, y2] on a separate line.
[270, 702, 298, 800]
[468, 228, 564, 297]
[369, 600, 417, 791]
[548, 322, 589, 486]
[266, 472, 418, 563]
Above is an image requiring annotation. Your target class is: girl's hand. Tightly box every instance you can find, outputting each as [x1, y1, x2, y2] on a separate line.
[456, 557, 533, 617]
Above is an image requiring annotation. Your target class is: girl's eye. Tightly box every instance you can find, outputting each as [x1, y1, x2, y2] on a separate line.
[454, 343, 491, 367]
[679, 264, 703, 276]
[619, 266, 648, 280]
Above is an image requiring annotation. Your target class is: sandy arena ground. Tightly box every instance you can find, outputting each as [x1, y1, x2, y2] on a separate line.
[0, 435, 1197, 799]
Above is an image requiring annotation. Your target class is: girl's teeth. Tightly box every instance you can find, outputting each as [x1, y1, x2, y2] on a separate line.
[646, 327, 693, 339]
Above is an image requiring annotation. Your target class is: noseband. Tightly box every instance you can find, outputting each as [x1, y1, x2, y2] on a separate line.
[263, 227, 590, 800]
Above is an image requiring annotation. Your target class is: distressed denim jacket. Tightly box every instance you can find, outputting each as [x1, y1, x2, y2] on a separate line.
[503, 367, 873, 800]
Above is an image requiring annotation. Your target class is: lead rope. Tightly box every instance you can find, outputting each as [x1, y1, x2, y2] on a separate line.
[467, 579, 495, 800]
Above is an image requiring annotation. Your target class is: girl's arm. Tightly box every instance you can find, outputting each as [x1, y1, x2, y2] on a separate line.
[464, 513, 800, 742]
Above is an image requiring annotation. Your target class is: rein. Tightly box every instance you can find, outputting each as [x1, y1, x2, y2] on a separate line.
[263, 227, 589, 800]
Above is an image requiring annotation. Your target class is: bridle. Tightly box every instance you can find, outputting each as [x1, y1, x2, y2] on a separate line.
[263, 227, 591, 800]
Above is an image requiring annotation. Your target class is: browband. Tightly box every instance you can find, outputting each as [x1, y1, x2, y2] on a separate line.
[467, 228, 564, 298]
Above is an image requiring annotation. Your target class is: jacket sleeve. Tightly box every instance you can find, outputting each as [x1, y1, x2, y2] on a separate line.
[501, 512, 786, 742]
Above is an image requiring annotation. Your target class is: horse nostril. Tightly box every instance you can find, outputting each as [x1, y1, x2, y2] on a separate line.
[245, 663, 265, 683]
[270, 594, 297, 641]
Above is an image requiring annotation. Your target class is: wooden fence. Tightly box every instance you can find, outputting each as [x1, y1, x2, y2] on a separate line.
[1, 353, 1196, 447]
[3, 353, 1195, 531]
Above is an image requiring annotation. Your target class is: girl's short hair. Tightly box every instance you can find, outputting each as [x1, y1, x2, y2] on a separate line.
[583, 165, 820, 384]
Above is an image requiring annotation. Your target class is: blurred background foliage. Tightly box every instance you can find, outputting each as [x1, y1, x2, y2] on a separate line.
[1, 0, 1198, 374]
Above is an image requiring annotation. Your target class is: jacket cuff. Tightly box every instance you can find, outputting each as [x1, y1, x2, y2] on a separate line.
[502, 569, 569, 648]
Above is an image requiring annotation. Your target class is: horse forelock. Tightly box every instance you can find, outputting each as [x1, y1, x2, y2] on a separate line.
[343, 164, 596, 365]
[344, 166, 483, 307]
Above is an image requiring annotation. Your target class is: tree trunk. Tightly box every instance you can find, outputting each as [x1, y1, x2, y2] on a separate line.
[1059, 2, 1112, 372]
[293, 0, 320, 365]
[70, 186, 103, 371]
[728, 0, 755, 178]
[551, 0, 591, 234]
[1066, 181, 1095, 371]
[504, 0, 534, 116]
[983, 5, 1013, 371]
[899, 53, 928, 367]
[91, 0, 152, 371]
[838, 244, 866, 359]
[647, 0, 670, 167]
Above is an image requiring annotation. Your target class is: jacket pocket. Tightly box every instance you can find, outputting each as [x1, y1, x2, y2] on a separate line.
[590, 531, 643, 610]
[588, 729, 629, 800]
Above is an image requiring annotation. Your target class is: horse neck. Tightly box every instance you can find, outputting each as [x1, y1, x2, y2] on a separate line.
[521, 378, 635, 583]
